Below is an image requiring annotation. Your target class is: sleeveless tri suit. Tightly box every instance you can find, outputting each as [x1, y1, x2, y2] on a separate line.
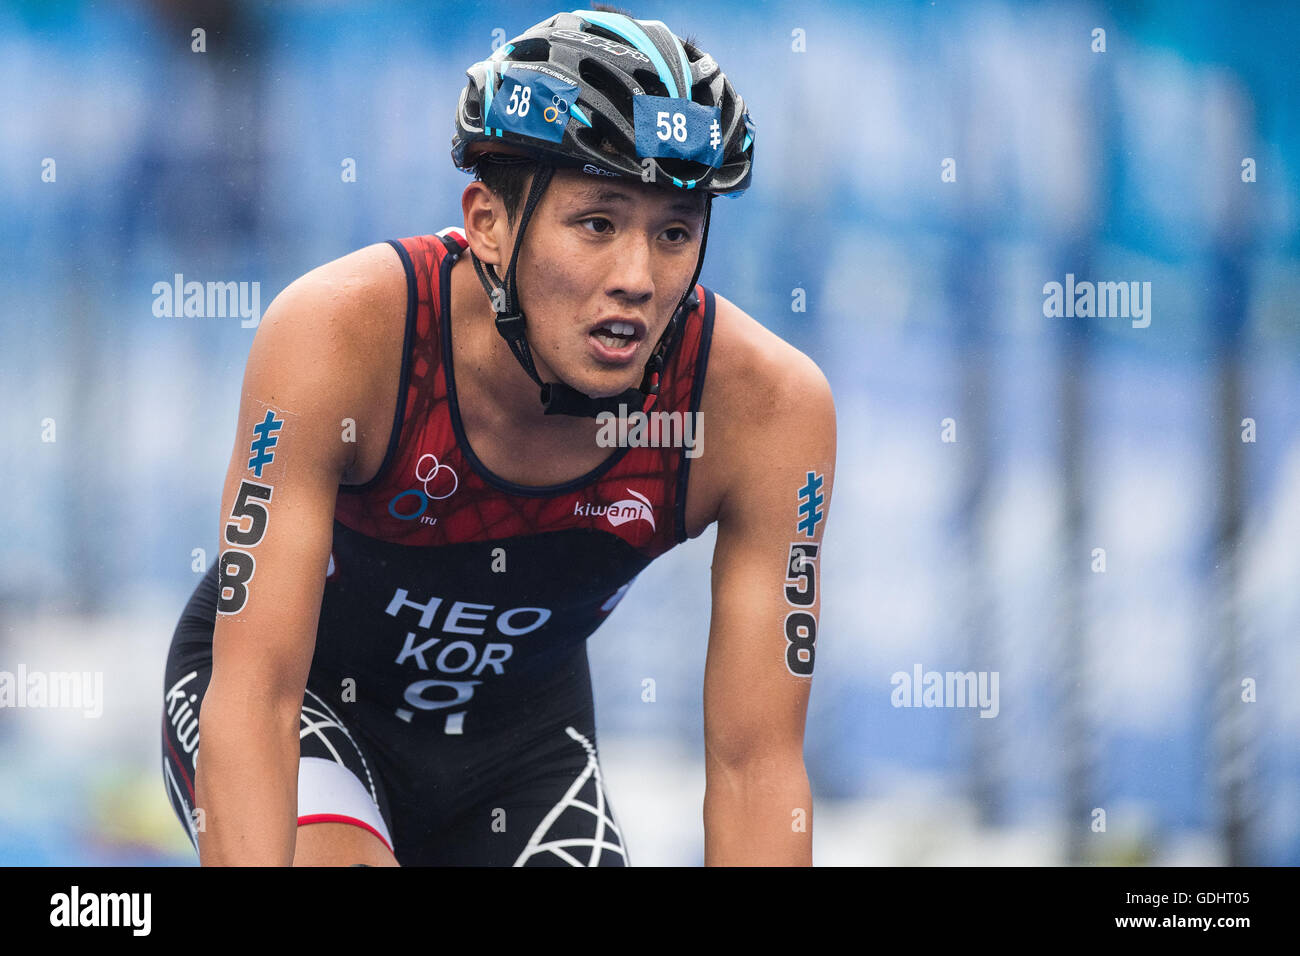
[161, 228, 716, 865]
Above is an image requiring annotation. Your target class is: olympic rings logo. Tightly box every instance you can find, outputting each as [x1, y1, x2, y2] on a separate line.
[415, 453, 459, 500]
[543, 94, 569, 125]
[387, 453, 459, 522]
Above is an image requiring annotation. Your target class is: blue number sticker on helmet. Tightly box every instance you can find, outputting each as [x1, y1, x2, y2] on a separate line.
[486, 67, 580, 144]
[633, 95, 724, 167]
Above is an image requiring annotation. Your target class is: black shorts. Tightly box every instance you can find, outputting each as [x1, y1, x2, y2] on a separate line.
[161, 564, 630, 866]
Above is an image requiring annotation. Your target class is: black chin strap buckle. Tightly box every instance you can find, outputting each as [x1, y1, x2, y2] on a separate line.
[491, 308, 547, 389]
[494, 310, 527, 342]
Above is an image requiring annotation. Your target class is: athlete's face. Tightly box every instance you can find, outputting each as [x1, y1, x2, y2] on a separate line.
[510, 168, 706, 400]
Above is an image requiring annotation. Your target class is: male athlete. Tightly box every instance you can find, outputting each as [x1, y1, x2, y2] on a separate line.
[162, 7, 835, 866]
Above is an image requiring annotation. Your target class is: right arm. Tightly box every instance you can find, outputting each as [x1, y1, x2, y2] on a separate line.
[195, 244, 404, 865]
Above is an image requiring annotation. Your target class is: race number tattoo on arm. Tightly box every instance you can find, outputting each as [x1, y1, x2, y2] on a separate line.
[795, 470, 824, 538]
[784, 470, 826, 677]
[217, 550, 256, 615]
[783, 543, 819, 677]
[784, 543, 818, 607]
[224, 480, 273, 547]
[218, 407, 286, 616]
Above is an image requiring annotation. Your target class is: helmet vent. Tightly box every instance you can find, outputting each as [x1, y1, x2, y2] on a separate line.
[632, 69, 670, 98]
[582, 24, 631, 46]
[579, 58, 634, 121]
[717, 84, 736, 133]
[509, 38, 550, 61]
[574, 108, 635, 160]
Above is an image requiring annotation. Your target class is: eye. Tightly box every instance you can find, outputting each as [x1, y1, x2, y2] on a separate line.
[662, 226, 691, 243]
[581, 217, 614, 234]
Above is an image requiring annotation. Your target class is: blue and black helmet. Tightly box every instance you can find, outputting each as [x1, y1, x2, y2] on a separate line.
[452, 8, 754, 196]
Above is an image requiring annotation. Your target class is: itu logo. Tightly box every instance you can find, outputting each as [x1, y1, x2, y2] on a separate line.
[543, 93, 569, 125]
[388, 453, 459, 523]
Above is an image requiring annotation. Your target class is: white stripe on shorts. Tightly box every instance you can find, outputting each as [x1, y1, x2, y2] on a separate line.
[297, 755, 394, 851]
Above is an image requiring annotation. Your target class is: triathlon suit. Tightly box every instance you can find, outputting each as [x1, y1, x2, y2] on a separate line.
[161, 227, 716, 866]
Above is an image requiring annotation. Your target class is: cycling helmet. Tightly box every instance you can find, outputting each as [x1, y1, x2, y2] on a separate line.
[450, 8, 755, 417]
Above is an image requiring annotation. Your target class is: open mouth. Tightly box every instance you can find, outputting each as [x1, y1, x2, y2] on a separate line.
[591, 320, 640, 350]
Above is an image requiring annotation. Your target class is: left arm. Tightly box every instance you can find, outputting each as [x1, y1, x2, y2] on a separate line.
[702, 345, 836, 866]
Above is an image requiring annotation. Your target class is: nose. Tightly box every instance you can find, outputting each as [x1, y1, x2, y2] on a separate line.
[606, 231, 654, 302]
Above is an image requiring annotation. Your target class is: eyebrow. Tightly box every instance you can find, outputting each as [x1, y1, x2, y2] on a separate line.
[574, 185, 704, 216]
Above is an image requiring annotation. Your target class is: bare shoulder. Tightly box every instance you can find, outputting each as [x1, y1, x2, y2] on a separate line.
[701, 291, 834, 431]
[242, 242, 409, 480]
[256, 242, 407, 364]
[682, 291, 835, 537]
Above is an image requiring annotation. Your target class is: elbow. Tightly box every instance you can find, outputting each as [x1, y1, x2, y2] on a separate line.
[199, 673, 303, 742]
[704, 732, 806, 780]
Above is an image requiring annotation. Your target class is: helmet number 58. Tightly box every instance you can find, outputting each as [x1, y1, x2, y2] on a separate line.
[506, 84, 531, 116]
[656, 110, 688, 143]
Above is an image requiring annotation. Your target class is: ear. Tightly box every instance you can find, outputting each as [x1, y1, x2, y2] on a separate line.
[461, 181, 510, 267]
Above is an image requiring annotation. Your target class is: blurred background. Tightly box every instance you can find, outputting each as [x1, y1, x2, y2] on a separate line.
[1, 0, 1297, 866]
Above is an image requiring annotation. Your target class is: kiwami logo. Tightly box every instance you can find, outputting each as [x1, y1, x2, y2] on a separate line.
[50, 886, 151, 936]
[165, 671, 200, 769]
[574, 488, 655, 531]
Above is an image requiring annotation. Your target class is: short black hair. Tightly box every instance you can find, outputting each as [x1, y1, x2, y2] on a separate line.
[473, 155, 539, 231]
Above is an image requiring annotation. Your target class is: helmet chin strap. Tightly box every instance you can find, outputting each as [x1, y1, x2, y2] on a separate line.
[470, 165, 713, 419]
